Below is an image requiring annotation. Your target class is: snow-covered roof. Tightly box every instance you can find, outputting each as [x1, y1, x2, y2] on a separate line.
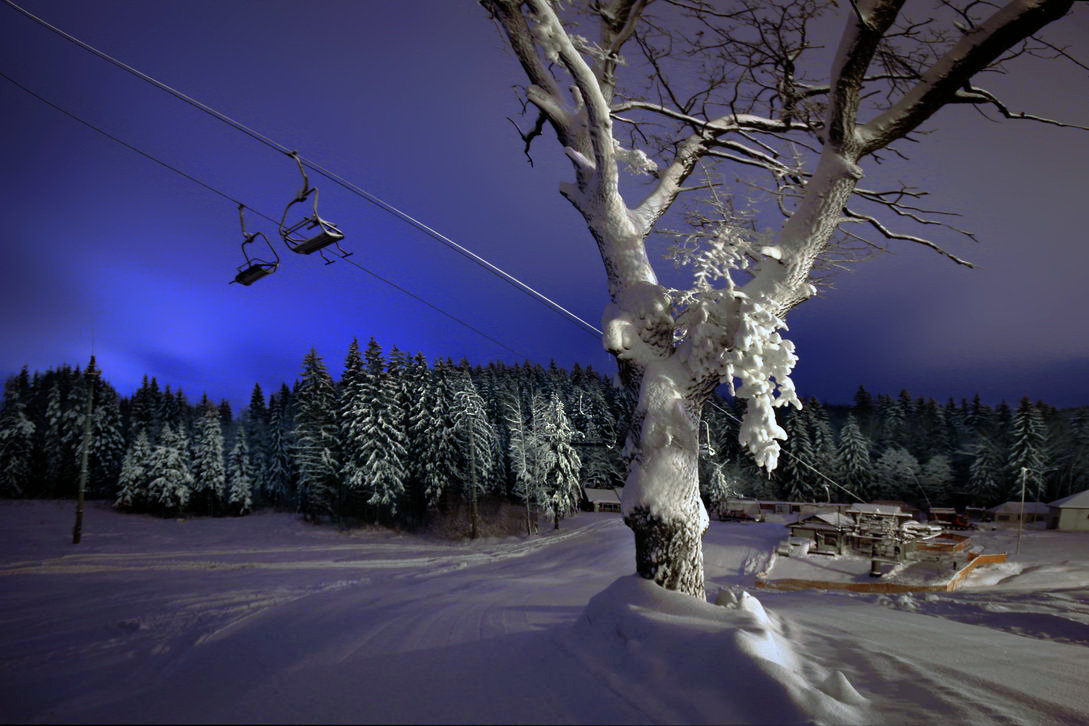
[988, 502, 1050, 514]
[583, 487, 620, 505]
[1049, 489, 1089, 509]
[848, 503, 911, 517]
[790, 512, 852, 530]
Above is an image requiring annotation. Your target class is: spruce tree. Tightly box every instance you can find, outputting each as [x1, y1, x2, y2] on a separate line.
[872, 446, 920, 502]
[226, 433, 255, 515]
[191, 401, 227, 514]
[836, 413, 872, 502]
[243, 383, 270, 506]
[265, 386, 296, 507]
[452, 376, 496, 537]
[920, 454, 954, 504]
[114, 429, 152, 511]
[358, 338, 408, 522]
[0, 381, 35, 497]
[1007, 397, 1046, 503]
[294, 349, 340, 522]
[421, 360, 461, 508]
[535, 392, 581, 529]
[968, 436, 1003, 505]
[145, 423, 193, 515]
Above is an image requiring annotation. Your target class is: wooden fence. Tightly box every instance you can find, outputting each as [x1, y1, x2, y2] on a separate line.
[754, 551, 1008, 594]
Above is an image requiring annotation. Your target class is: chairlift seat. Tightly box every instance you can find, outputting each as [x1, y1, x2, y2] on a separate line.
[284, 216, 345, 255]
[233, 261, 278, 286]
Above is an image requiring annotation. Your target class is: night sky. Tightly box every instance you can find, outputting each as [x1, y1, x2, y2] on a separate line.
[1, 0, 1087, 410]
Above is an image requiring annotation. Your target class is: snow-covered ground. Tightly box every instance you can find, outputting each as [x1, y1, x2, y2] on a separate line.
[2, 501, 1088, 724]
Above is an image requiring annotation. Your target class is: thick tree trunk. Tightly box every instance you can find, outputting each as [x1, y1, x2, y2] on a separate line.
[620, 363, 709, 599]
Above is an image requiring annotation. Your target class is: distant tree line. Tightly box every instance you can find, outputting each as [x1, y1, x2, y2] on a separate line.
[2, 346, 1088, 530]
[701, 388, 1089, 511]
[0, 340, 629, 534]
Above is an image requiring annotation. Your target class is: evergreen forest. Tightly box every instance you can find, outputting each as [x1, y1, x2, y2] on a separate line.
[1, 337, 1087, 534]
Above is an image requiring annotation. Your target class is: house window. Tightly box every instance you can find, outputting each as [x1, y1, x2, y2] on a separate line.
[998, 514, 1009, 521]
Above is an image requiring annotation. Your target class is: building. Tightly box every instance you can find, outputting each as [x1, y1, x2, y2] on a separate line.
[582, 487, 621, 513]
[1047, 489, 1089, 531]
[988, 501, 1050, 526]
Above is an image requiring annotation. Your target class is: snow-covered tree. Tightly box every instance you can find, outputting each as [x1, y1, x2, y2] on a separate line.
[294, 349, 340, 522]
[920, 454, 954, 504]
[872, 446, 920, 502]
[535, 392, 582, 529]
[114, 428, 152, 511]
[452, 377, 497, 538]
[503, 387, 543, 534]
[145, 423, 192, 515]
[191, 401, 226, 515]
[968, 436, 1003, 504]
[482, 0, 1084, 597]
[265, 386, 295, 507]
[836, 413, 872, 502]
[420, 361, 461, 509]
[0, 383, 35, 497]
[1007, 397, 1047, 503]
[226, 434, 254, 516]
[358, 339, 408, 522]
[243, 383, 270, 506]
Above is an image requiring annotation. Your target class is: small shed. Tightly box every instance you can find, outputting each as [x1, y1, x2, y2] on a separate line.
[582, 487, 621, 513]
[987, 501, 1049, 525]
[1047, 490, 1089, 531]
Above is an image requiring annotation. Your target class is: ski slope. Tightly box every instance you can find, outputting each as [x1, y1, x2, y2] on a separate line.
[1, 500, 1087, 724]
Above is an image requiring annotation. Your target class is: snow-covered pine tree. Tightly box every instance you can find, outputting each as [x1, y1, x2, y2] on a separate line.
[243, 383, 270, 507]
[968, 436, 1003, 505]
[1007, 397, 1047, 503]
[836, 413, 873, 502]
[420, 360, 461, 509]
[89, 384, 126, 498]
[114, 428, 152, 511]
[0, 380, 35, 497]
[535, 392, 581, 529]
[359, 338, 407, 522]
[191, 400, 226, 515]
[452, 376, 496, 538]
[778, 409, 815, 502]
[804, 399, 839, 488]
[872, 446, 921, 503]
[264, 385, 296, 507]
[338, 338, 368, 519]
[503, 387, 542, 534]
[920, 454, 954, 505]
[226, 433, 254, 516]
[145, 423, 193, 516]
[402, 353, 433, 518]
[294, 349, 340, 522]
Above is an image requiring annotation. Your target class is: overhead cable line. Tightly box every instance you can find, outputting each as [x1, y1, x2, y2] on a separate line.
[0, 69, 528, 361]
[1, 0, 603, 338]
[706, 400, 866, 504]
[2, 1, 856, 496]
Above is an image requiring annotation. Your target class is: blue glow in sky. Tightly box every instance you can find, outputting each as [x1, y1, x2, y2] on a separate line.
[1, 0, 1087, 409]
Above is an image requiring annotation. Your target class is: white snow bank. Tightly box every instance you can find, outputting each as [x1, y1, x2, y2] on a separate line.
[563, 575, 868, 725]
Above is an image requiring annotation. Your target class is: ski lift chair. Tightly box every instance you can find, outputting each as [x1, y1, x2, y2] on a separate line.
[231, 204, 280, 285]
[279, 151, 349, 264]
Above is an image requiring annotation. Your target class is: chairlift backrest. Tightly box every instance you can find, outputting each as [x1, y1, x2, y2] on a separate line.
[279, 151, 349, 262]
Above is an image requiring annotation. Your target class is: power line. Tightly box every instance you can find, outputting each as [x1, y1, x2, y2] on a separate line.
[0, 69, 528, 361]
[2, 1, 859, 494]
[1, 0, 603, 338]
[705, 398, 866, 505]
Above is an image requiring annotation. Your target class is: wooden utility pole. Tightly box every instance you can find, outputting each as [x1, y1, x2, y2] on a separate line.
[72, 362, 95, 545]
[1016, 466, 1027, 555]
